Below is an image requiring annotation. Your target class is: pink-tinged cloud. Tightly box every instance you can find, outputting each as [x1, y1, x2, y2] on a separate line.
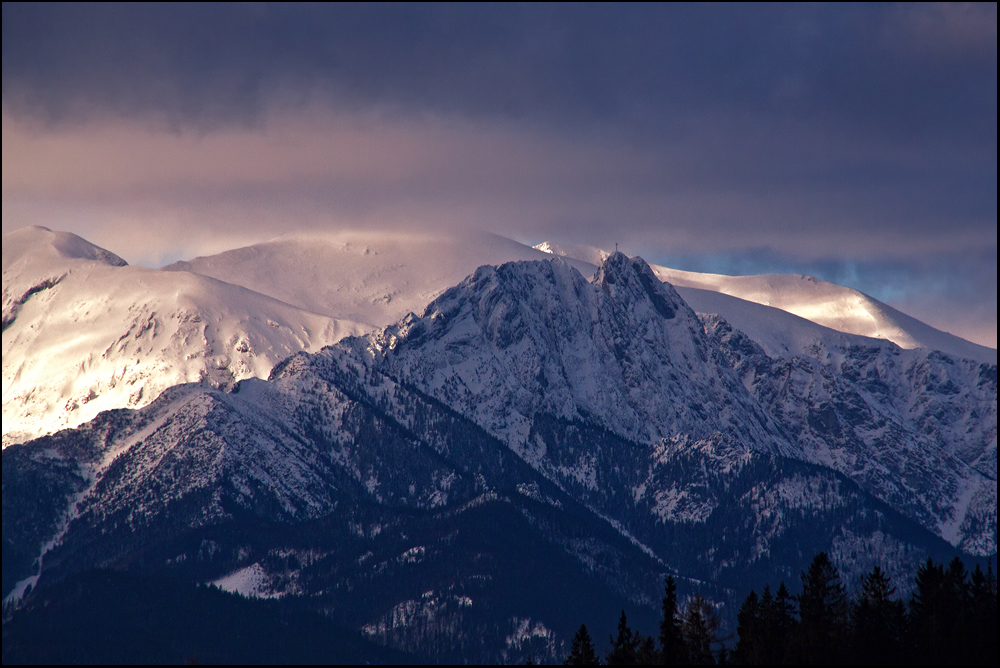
[3, 109, 994, 260]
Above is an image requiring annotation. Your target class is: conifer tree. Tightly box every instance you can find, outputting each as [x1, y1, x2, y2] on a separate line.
[908, 558, 942, 663]
[767, 582, 798, 663]
[733, 590, 762, 664]
[850, 565, 904, 664]
[945, 557, 972, 662]
[682, 594, 719, 665]
[968, 561, 998, 664]
[907, 557, 966, 664]
[789, 552, 848, 664]
[565, 624, 599, 665]
[733, 586, 792, 665]
[659, 576, 687, 664]
[606, 610, 640, 665]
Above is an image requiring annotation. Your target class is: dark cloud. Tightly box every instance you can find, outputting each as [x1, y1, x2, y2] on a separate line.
[4, 4, 994, 222]
[4, 4, 995, 135]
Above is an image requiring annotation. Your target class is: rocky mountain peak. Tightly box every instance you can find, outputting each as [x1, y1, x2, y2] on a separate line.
[594, 252, 688, 322]
[358, 255, 784, 458]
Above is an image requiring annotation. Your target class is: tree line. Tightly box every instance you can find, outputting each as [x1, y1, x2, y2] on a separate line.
[563, 553, 997, 665]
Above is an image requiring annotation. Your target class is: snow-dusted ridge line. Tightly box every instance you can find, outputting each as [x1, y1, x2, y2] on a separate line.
[6, 225, 991, 448]
[2, 226, 367, 446]
[535, 241, 996, 365]
[162, 229, 597, 326]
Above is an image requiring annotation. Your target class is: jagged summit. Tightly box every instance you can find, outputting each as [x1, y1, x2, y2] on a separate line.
[363, 255, 785, 458]
[594, 252, 685, 321]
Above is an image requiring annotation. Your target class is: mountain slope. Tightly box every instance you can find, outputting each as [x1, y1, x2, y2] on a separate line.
[163, 230, 595, 326]
[702, 314, 996, 555]
[689, 288, 996, 551]
[2, 227, 364, 445]
[361, 255, 996, 554]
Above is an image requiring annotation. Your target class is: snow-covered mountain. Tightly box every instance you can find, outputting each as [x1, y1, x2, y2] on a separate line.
[369, 254, 786, 458]
[4, 252, 992, 662]
[535, 241, 997, 365]
[357, 253, 996, 555]
[2, 227, 364, 445]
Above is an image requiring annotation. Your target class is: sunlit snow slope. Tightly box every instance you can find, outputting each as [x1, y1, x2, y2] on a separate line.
[165, 230, 594, 326]
[2, 228, 594, 445]
[535, 242, 997, 365]
[2, 227, 364, 445]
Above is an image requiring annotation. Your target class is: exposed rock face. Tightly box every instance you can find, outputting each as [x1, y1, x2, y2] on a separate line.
[362, 253, 996, 554]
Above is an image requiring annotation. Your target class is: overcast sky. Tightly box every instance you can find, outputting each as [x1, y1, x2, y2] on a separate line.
[2, 3, 996, 346]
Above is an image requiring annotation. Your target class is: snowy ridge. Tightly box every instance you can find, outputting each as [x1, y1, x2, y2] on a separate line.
[2, 227, 366, 445]
[2, 226, 129, 273]
[535, 241, 996, 365]
[7, 226, 991, 448]
[164, 229, 595, 327]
